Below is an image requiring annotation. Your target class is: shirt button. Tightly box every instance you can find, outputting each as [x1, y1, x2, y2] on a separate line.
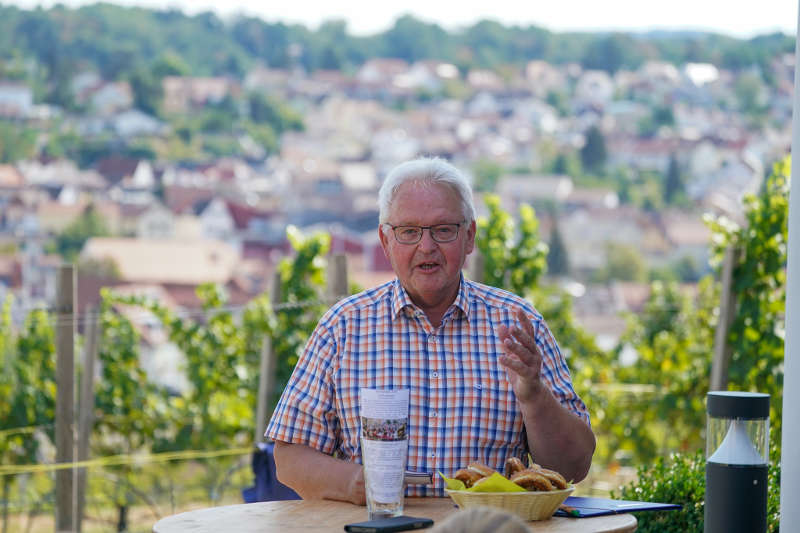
[430, 452, 436, 458]
[431, 371, 439, 378]
[431, 411, 437, 418]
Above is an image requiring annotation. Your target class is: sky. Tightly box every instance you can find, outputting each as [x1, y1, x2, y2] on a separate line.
[6, 0, 798, 38]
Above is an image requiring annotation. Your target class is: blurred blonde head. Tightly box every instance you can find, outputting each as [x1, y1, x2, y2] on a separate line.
[430, 506, 531, 533]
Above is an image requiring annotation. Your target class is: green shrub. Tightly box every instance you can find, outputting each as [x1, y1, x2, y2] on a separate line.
[614, 446, 781, 533]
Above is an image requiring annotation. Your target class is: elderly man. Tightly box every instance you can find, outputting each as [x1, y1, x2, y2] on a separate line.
[266, 157, 594, 504]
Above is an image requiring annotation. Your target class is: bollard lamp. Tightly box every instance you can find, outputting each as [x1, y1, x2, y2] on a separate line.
[704, 391, 770, 533]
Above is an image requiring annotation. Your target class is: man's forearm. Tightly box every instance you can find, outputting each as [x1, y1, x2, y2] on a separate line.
[518, 388, 595, 483]
[273, 441, 366, 504]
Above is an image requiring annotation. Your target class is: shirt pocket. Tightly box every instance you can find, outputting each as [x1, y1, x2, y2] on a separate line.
[460, 373, 524, 449]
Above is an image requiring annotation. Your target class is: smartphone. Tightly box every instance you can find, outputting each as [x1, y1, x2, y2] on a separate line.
[343, 515, 434, 533]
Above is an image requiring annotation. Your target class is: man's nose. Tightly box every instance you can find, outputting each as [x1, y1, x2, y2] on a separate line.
[417, 228, 438, 250]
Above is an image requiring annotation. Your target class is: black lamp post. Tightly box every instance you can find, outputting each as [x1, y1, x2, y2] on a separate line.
[705, 391, 770, 533]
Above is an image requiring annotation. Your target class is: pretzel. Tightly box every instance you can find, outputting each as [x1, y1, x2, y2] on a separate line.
[466, 462, 496, 478]
[533, 466, 568, 490]
[504, 457, 526, 478]
[454, 468, 484, 488]
[510, 469, 555, 491]
[449, 460, 569, 492]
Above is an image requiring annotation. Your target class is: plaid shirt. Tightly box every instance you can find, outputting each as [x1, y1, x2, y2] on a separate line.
[266, 276, 589, 497]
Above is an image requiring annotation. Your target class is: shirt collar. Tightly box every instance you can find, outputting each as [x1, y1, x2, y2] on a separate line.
[389, 275, 471, 320]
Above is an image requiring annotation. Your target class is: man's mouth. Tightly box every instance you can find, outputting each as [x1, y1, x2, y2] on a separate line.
[417, 262, 439, 271]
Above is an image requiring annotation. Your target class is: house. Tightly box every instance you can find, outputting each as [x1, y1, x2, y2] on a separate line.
[88, 81, 133, 115]
[35, 200, 120, 236]
[163, 183, 217, 214]
[136, 203, 175, 239]
[496, 174, 574, 212]
[192, 197, 237, 244]
[565, 186, 620, 211]
[80, 237, 239, 286]
[606, 135, 680, 173]
[225, 200, 285, 243]
[70, 71, 102, 101]
[101, 159, 156, 204]
[393, 61, 459, 92]
[94, 156, 146, 187]
[0, 164, 24, 190]
[524, 61, 566, 98]
[339, 163, 378, 192]
[244, 64, 291, 92]
[465, 91, 501, 117]
[559, 206, 664, 273]
[112, 109, 167, 138]
[0, 82, 34, 118]
[17, 158, 107, 190]
[0, 256, 22, 289]
[466, 69, 504, 92]
[162, 76, 239, 113]
[35, 201, 91, 234]
[658, 209, 712, 273]
[355, 58, 409, 86]
[574, 70, 614, 108]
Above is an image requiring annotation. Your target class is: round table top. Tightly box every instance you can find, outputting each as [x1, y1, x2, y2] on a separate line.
[152, 497, 637, 533]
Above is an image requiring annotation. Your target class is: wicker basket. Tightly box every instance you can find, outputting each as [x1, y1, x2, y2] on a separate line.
[445, 486, 574, 521]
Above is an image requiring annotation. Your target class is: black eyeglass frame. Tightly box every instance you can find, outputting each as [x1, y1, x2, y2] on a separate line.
[382, 221, 466, 244]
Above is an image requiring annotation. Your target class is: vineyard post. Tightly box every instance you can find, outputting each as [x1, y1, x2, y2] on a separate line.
[710, 245, 739, 391]
[76, 305, 99, 532]
[255, 271, 282, 444]
[55, 264, 76, 533]
[328, 253, 348, 301]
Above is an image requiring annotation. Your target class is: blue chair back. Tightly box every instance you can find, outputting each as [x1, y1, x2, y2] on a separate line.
[242, 441, 301, 503]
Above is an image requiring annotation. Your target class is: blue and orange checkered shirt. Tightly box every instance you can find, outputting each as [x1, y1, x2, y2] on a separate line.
[266, 276, 589, 496]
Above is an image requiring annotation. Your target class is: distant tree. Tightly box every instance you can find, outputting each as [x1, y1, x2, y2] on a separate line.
[580, 34, 639, 73]
[547, 222, 570, 276]
[151, 51, 191, 78]
[653, 105, 675, 127]
[550, 152, 583, 178]
[734, 71, 768, 119]
[580, 126, 607, 175]
[247, 92, 303, 133]
[53, 204, 110, 262]
[546, 90, 569, 117]
[595, 242, 647, 282]
[381, 15, 449, 62]
[0, 121, 37, 163]
[128, 65, 163, 116]
[664, 154, 684, 204]
[77, 257, 121, 280]
[472, 158, 504, 192]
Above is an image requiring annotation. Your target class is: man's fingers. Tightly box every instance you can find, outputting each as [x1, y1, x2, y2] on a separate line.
[499, 353, 532, 378]
[513, 310, 542, 357]
[515, 308, 538, 340]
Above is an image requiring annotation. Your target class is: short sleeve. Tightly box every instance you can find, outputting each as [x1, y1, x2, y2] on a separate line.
[533, 316, 591, 426]
[265, 321, 341, 454]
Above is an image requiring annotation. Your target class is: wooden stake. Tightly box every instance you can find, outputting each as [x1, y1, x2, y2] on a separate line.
[710, 245, 739, 391]
[255, 271, 282, 444]
[76, 306, 99, 532]
[55, 265, 76, 533]
[328, 253, 348, 301]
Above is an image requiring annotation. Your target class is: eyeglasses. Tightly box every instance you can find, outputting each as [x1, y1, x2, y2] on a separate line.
[383, 222, 464, 244]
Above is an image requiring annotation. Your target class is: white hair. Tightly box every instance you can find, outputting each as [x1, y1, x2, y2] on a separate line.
[378, 157, 476, 224]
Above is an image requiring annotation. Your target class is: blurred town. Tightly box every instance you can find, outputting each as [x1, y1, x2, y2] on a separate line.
[0, 16, 794, 393]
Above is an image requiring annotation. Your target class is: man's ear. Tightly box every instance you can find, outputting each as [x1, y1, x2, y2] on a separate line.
[465, 220, 476, 255]
[378, 225, 391, 258]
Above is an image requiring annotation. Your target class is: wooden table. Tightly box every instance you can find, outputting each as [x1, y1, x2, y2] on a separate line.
[152, 497, 637, 532]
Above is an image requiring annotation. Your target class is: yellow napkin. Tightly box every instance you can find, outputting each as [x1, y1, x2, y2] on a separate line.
[438, 471, 527, 492]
